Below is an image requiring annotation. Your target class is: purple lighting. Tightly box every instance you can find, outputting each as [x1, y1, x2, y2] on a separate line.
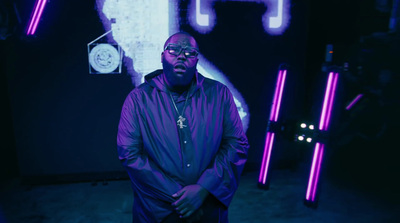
[270, 70, 287, 122]
[323, 72, 339, 131]
[305, 142, 324, 201]
[258, 68, 287, 187]
[318, 72, 339, 131]
[26, 0, 48, 35]
[259, 132, 275, 184]
[345, 94, 363, 110]
[305, 71, 339, 205]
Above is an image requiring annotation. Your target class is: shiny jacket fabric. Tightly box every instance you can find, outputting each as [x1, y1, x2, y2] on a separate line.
[117, 70, 249, 222]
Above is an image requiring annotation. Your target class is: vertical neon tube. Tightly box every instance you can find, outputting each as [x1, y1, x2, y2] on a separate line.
[305, 143, 324, 201]
[324, 73, 339, 130]
[268, 70, 282, 122]
[318, 72, 334, 131]
[26, 0, 48, 35]
[305, 71, 339, 205]
[273, 70, 287, 122]
[258, 68, 287, 187]
[259, 132, 275, 184]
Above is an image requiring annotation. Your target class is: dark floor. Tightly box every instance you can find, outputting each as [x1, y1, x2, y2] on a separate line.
[1, 161, 399, 223]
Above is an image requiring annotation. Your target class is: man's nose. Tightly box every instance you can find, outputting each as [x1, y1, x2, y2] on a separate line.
[177, 50, 187, 60]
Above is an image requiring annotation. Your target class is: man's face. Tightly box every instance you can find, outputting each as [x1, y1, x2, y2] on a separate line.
[161, 34, 199, 90]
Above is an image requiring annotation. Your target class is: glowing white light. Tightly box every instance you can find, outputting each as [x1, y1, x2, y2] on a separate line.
[196, 0, 209, 26]
[97, 0, 250, 131]
[306, 137, 312, 143]
[268, 0, 283, 28]
[189, 0, 291, 35]
[100, 0, 170, 84]
[309, 125, 314, 130]
[298, 135, 304, 141]
[300, 123, 306, 128]
[196, 56, 249, 130]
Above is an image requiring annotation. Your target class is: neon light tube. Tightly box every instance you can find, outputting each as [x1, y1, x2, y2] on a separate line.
[345, 94, 363, 110]
[26, 0, 42, 34]
[268, 70, 287, 122]
[258, 68, 287, 187]
[305, 71, 339, 204]
[268, 70, 282, 121]
[26, 0, 47, 35]
[273, 70, 287, 122]
[259, 132, 275, 184]
[305, 143, 324, 201]
[318, 72, 334, 131]
[324, 73, 339, 130]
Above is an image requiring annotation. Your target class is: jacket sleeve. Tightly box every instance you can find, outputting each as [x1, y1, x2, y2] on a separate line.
[117, 93, 182, 203]
[197, 86, 249, 208]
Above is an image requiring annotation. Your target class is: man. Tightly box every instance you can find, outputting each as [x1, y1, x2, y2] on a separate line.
[117, 32, 249, 223]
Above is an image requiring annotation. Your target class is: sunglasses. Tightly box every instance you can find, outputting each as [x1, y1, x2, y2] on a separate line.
[164, 43, 199, 58]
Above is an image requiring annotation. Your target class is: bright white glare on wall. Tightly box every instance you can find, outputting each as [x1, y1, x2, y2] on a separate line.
[96, 0, 256, 131]
[188, 0, 291, 35]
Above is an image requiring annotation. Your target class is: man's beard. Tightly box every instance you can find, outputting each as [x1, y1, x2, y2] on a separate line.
[162, 60, 196, 92]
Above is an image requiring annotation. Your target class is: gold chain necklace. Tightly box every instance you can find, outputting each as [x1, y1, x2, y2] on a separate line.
[169, 92, 189, 129]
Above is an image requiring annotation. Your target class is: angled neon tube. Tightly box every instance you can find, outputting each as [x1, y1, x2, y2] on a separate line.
[345, 94, 363, 110]
[305, 72, 339, 205]
[26, 0, 48, 35]
[258, 68, 287, 188]
[305, 142, 324, 201]
[322, 72, 339, 131]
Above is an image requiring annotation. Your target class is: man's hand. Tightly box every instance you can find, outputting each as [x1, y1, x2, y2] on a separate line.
[172, 184, 209, 218]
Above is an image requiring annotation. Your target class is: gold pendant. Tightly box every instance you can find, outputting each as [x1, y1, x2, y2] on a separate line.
[177, 115, 187, 129]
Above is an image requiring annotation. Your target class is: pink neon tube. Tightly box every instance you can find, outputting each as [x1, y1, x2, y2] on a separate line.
[259, 69, 287, 185]
[306, 72, 339, 203]
[259, 132, 275, 183]
[318, 72, 334, 131]
[27, 0, 47, 35]
[324, 73, 339, 130]
[273, 70, 287, 122]
[346, 94, 363, 110]
[26, 0, 42, 34]
[269, 70, 283, 121]
[306, 143, 324, 201]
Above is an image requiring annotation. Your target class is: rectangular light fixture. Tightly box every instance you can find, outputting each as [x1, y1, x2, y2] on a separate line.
[258, 67, 287, 188]
[26, 0, 48, 35]
[305, 71, 339, 206]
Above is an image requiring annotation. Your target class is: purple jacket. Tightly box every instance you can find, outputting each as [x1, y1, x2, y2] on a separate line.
[117, 70, 249, 222]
